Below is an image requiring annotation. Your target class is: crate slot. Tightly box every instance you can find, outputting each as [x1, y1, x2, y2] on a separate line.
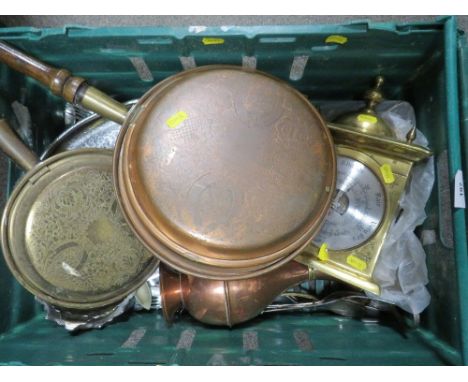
[137, 37, 173, 45]
[128, 57, 154, 82]
[259, 37, 297, 44]
[179, 56, 197, 70]
[242, 56, 257, 70]
[311, 45, 339, 52]
[289, 55, 309, 81]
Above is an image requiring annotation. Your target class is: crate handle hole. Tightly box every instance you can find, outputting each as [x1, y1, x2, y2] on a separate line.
[137, 38, 173, 45]
[311, 45, 339, 52]
[259, 37, 297, 44]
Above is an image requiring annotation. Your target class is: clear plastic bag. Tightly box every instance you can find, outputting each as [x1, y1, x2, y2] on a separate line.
[40, 270, 161, 331]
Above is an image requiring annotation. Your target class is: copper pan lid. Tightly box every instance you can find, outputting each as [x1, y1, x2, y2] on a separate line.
[115, 66, 336, 278]
[116, 176, 316, 280]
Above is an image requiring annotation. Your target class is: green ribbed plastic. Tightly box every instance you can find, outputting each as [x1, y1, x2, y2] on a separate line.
[0, 16, 466, 365]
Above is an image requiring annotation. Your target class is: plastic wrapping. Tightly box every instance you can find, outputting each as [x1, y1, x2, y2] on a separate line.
[134, 269, 161, 311]
[320, 100, 434, 314]
[38, 295, 135, 332]
[39, 269, 161, 331]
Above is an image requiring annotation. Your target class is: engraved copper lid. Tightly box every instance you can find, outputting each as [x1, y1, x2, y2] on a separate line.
[115, 66, 336, 278]
[0, 134, 159, 309]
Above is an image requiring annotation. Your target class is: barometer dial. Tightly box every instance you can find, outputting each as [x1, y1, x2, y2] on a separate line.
[313, 156, 385, 251]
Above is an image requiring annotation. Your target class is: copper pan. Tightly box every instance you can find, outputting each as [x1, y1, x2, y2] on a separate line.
[159, 260, 329, 326]
[0, 41, 336, 280]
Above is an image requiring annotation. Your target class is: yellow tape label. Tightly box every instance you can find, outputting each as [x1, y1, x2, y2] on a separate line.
[166, 111, 188, 129]
[325, 35, 348, 45]
[202, 37, 225, 45]
[357, 114, 378, 124]
[346, 255, 367, 271]
[380, 163, 395, 184]
[318, 243, 329, 261]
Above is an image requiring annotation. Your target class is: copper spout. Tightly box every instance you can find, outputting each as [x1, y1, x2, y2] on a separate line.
[159, 260, 314, 327]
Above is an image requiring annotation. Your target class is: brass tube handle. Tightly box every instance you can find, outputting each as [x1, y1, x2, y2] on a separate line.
[0, 41, 128, 124]
[0, 119, 39, 172]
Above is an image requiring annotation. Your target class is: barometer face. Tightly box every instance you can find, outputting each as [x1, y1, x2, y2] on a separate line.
[313, 155, 385, 251]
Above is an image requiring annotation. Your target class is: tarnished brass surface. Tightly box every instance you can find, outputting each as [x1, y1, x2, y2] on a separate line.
[334, 76, 396, 139]
[327, 123, 433, 162]
[160, 260, 313, 326]
[296, 145, 398, 295]
[0, 119, 38, 171]
[80, 87, 128, 124]
[116, 66, 336, 278]
[297, 82, 433, 294]
[0, 125, 159, 309]
[406, 127, 417, 144]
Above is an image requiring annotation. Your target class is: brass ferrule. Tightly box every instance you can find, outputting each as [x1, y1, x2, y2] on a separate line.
[79, 87, 128, 124]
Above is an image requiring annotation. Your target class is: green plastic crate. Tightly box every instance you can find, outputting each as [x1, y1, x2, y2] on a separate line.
[0, 16, 467, 366]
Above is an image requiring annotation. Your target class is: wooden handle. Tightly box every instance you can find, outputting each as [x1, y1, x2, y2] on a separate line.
[0, 41, 128, 123]
[0, 40, 86, 103]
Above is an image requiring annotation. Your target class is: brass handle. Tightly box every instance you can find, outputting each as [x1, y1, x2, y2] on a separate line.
[0, 119, 38, 172]
[0, 41, 128, 124]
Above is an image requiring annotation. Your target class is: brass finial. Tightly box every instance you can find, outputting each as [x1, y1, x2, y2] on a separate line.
[334, 76, 396, 139]
[406, 126, 417, 144]
[364, 76, 385, 110]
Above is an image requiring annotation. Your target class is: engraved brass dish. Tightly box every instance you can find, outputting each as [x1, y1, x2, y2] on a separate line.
[0, 119, 159, 309]
[0, 42, 337, 280]
[296, 78, 432, 294]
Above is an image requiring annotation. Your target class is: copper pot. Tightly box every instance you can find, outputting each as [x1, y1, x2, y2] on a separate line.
[0, 41, 336, 280]
[159, 260, 325, 326]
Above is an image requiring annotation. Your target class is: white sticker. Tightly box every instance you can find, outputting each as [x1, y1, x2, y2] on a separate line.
[454, 169, 466, 209]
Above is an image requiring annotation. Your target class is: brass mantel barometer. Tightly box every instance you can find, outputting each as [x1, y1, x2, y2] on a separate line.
[298, 76, 432, 295]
